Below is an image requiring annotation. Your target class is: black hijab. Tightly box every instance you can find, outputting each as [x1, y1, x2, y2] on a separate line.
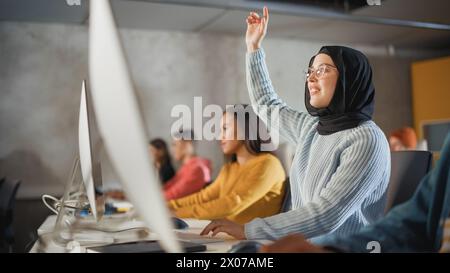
[305, 46, 375, 135]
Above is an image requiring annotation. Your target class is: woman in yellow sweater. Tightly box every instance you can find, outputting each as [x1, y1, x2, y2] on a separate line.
[169, 104, 286, 224]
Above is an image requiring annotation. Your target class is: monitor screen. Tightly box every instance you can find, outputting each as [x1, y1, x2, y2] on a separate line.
[422, 120, 450, 152]
[78, 79, 105, 221]
[88, 0, 181, 252]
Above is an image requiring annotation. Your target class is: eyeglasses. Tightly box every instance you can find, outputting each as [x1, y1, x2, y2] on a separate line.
[304, 64, 337, 81]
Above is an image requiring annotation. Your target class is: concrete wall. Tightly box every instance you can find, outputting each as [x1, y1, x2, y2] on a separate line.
[368, 56, 415, 135]
[0, 21, 415, 198]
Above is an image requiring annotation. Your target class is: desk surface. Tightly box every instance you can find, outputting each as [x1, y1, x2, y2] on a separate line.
[30, 215, 242, 253]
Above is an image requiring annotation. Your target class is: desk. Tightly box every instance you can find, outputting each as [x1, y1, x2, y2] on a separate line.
[30, 215, 242, 253]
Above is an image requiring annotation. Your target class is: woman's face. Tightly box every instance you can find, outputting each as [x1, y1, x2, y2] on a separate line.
[149, 145, 163, 161]
[220, 113, 244, 155]
[307, 53, 339, 108]
[171, 140, 190, 162]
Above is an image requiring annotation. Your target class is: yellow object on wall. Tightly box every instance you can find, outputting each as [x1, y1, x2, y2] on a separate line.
[411, 56, 450, 139]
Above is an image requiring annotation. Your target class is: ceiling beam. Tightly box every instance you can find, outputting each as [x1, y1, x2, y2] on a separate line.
[135, 0, 450, 31]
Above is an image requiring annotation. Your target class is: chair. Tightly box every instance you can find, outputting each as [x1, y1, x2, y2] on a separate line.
[384, 151, 432, 214]
[0, 178, 21, 253]
[0, 177, 5, 191]
[280, 177, 291, 213]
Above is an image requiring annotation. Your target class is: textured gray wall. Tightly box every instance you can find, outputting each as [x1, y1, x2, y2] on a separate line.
[0, 23, 88, 197]
[368, 56, 414, 134]
[0, 22, 413, 198]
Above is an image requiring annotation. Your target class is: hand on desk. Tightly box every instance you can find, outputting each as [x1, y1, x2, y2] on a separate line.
[200, 221, 330, 252]
[259, 234, 329, 253]
[200, 219, 246, 240]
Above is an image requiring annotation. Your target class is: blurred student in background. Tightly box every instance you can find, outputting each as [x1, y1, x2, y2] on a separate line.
[149, 138, 175, 185]
[389, 127, 418, 151]
[163, 129, 211, 200]
[169, 104, 286, 225]
[103, 138, 177, 200]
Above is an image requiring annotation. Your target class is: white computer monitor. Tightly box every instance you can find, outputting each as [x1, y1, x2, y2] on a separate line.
[78, 79, 104, 221]
[88, 0, 181, 252]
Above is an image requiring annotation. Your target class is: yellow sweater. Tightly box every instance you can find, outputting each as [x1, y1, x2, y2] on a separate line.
[169, 153, 286, 224]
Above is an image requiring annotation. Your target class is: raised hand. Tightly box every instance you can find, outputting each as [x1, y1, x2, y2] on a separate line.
[246, 6, 269, 53]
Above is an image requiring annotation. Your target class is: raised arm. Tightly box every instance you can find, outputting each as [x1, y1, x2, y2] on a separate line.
[246, 7, 316, 145]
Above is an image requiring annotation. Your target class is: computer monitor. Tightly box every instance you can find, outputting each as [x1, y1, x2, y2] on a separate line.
[421, 119, 450, 152]
[88, 0, 181, 252]
[78, 79, 105, 221]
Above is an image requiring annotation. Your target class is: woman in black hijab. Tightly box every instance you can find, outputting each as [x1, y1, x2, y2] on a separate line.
[201, 7, 391, 244]
[305, 46, 375, 135]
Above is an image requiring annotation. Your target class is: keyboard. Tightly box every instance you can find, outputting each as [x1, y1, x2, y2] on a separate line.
[175, 231, 225, 244]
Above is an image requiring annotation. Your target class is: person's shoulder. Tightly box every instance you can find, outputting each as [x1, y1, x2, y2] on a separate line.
[253, 153, 285, 171]
[259, 152, 279, 161]
[220, 160, 235, 172]
[348, 120, 386, 141]
[346, 121, 389, 152]
[183, 157, 210, 175]
[190, 157, 210, 167]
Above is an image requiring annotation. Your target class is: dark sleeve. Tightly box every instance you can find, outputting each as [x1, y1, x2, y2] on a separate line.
[320, 133, 450, 253]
